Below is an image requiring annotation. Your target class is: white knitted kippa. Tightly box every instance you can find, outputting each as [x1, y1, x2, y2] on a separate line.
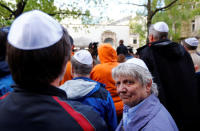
[73, 50, 93, 65]
[185, 37, 199, 47]
[125, 58, 149, 70]
[8, 10, 63, 50]
[154, 21, 169, 32]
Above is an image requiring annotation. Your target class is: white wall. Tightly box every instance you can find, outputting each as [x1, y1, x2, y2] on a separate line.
[62, 24, 130, 48]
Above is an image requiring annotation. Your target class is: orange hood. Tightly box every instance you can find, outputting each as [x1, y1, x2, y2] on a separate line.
[98, 43, 117, 64]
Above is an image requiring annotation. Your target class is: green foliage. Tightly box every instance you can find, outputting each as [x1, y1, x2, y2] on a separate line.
[153, 0, 200, 41]
[129, 14, 147, 46]
[0, 0, 102, 27]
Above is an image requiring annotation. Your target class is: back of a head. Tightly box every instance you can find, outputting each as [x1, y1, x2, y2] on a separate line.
[98, 43, 117, 63]
[149, 21, 169, 41]
[119, 40, 124, 45]
[7, 10, 71, 86]
[71, 50, 93, 76]
[183, 37, 199, 51]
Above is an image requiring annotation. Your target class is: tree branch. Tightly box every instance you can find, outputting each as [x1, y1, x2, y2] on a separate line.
[152, 0, 178, 17]
[0, 3, 14, 14]
[49, 12, 88, 17]
[119, 2, 147, 7]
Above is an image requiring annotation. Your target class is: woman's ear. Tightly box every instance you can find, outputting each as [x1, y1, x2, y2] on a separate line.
[146, 79, 152, 94]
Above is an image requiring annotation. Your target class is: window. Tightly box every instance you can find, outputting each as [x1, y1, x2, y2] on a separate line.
[133, 39, 137, 44]
[192, 20, 195, 32]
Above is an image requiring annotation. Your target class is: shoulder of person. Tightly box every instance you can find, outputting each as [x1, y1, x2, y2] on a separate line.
[66, 100, 108, 130]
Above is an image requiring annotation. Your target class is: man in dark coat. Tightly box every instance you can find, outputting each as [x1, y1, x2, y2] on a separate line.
[137, 21, 199, 131]
[116, 40, 128, 56]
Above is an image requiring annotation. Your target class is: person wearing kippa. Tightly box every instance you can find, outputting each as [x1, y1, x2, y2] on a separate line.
[112, 58, 178, 131]
[182, 37, 200, 55]
[0, 28, 14, 96]
[90, 43, 123, 123]
[60, 49, 117, 131]
[0, 10, 107, 131]
[137, 21, 199, 130]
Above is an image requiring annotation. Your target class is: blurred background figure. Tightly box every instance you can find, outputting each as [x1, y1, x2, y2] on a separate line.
[117, 54, 126, 63]
[182, 37, 200, 55]
[126, 46, 134, 60]
[0, 27, 14, 96]
[116, 40, 128, 57]
[88, 42, 100, 66]
[60, 35, 74, 85]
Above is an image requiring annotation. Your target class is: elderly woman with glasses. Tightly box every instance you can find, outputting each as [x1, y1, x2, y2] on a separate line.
[112, 58, 178, 131]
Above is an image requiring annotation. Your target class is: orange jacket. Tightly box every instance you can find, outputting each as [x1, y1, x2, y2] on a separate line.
[60, 51, 74, 85]
[60, 61, 73, 85]
[90, 44, 123, 116]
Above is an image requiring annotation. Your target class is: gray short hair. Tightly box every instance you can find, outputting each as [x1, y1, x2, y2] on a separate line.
[149, 24, 168, 40]
[71, 56, 93, 76]
[112, 63, 158, 96]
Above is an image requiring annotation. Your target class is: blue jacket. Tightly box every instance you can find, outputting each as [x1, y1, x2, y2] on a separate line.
[116, 94, 178, 131]
[0, 84, 107, 131]
[60, 77, 117, 131]
[0, 61, 14, 96]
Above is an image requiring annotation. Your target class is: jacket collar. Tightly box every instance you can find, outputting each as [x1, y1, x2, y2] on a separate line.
[124, 94, 161, 130]
[148, 39, 171, 47]
[13, 84, 67, 99]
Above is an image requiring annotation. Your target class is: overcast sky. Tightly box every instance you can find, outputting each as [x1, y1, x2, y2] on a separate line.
[54, 0, 146, 21]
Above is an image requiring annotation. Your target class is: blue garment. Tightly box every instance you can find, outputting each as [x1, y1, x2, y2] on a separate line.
[116, 94, 178, 131]
[123, 100, 145, 128]
[0, 60, 14, 96]
[60, 77, 117, 131]
[0, 74, 14, 96]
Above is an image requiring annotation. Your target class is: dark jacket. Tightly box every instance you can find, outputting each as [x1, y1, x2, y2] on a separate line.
[0, 84, 107, 131]
[116, 44, 128, 56]
[138, 39, 200, 130]
[60, 77, 117, 131]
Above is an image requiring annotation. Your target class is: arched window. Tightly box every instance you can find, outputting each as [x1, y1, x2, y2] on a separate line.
[104, 38, 114, 44]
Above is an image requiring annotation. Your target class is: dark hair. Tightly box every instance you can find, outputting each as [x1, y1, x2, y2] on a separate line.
[0, 30, 8, 60]
[119, 40, 124, 45]
[7, 29, 71, 86]
[88, 42, 98, 58]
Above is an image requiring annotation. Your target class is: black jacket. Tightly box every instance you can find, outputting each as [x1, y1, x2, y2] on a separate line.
[116, 44, 128, 56]
[0, 60, 10, 78]
[138, 39, 200, 130]
[0, 84, 107, 131]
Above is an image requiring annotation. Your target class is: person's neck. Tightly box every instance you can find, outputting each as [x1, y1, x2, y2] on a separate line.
[50, 78, 60, 87]
[73, 74, 90, 78]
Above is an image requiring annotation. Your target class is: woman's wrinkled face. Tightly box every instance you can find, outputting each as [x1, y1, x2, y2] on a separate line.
[115, 76, 151, 107]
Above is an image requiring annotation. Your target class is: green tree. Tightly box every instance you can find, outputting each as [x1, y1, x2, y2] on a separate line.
[130, 13, 147, 46]
[124, 0, 178, 34]
[0, 0, 96, 27]
[153, 0, 200, 41]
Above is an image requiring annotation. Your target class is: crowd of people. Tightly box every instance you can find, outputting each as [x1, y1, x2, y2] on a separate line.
[0, 10, 200, 131]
